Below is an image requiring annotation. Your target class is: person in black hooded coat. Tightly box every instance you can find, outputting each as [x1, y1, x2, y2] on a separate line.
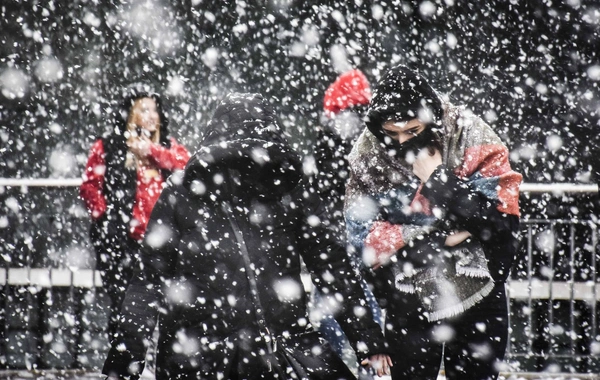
[103, 93, 391, 380]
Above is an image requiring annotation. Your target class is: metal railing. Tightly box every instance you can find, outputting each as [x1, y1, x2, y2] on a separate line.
[0, 178, 598, 192]
[0, 178, 599, 375]
[506, 219, 599, 374]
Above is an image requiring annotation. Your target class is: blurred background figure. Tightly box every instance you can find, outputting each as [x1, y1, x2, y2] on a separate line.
[79, 84, 190, 341]
[345, 65, 522, 380]
[309, 69, 382, 378]
[314, 68, 372, 237]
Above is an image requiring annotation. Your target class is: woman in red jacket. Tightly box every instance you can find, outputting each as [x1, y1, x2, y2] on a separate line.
[80, 85, 190, 338]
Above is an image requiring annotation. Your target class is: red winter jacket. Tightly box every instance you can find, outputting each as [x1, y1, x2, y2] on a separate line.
[80, 138, 190, 241]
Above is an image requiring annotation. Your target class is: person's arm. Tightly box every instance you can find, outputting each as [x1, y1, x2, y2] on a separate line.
[421, 165, 516, 236]
[420, 165, 520, 280]
[295, 184, 389, 362]
[344, 170, 437, 269]
[147, 138, 190, 170]
[79, 139, 107, 219]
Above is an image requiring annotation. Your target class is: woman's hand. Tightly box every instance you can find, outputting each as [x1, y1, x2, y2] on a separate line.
[128, 135, 152, 158]
[412, 147, 442, 182]
[361, 354, 393, 377]
[445, 230, 471, 247]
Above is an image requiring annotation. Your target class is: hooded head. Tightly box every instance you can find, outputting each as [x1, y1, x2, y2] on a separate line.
[200, 92, 288, 147]
[365, 65, 444, 160]
[183, 93, 302, 199]
[111, 83, 171, 148]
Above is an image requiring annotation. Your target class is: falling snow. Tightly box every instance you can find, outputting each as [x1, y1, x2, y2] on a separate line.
[1, 0, 600, 377]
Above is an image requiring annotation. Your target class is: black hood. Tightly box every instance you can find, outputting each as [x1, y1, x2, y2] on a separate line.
[365, 65, 443, 147]
[183, 93, 302, 200]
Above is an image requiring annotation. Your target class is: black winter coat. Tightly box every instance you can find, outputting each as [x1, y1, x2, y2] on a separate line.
[312, 125, 352, 240]
[103, 93, 387, 380]
[311, 109, 366, 242]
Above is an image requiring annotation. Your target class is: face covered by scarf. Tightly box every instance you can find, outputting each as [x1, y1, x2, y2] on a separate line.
[382, 122, 444, 163]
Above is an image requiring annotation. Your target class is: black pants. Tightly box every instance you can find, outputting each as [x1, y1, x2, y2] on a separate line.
[156, 330, 357, 380]
[95, 235, 142, 339]
[103, 271, 160, 380]
[385, 284, 508, 380]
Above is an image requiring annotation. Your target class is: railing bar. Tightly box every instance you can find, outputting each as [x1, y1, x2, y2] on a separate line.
[522, 219, 591, 225]
[547, 222, 555, 355]
[506, 282, 512, 355]
[1, 179, 598, 193]
[2, 265, 7, 358]
[26, 266, 33, 347]
[527, 224, 534, 354]
[569, 224, 576, 355]
[591, 223, 598, 347]
[508, 353, 600, 357]
[0, 178, 83, 187]
[520, 183, 598, 193]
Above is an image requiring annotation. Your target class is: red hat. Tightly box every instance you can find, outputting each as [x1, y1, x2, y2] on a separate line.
[323, 69, 372, 117]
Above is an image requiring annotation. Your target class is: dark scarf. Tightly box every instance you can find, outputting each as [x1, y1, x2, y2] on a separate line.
[387, 124, 443, 162]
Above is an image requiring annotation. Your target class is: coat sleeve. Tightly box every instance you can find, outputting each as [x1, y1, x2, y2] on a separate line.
[148, 138, 190, 171]
[344, 168, 436, 269]
[79, 139, 107, 219]
[420, 166, 520, 281]
[296, 186, 388, 360]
